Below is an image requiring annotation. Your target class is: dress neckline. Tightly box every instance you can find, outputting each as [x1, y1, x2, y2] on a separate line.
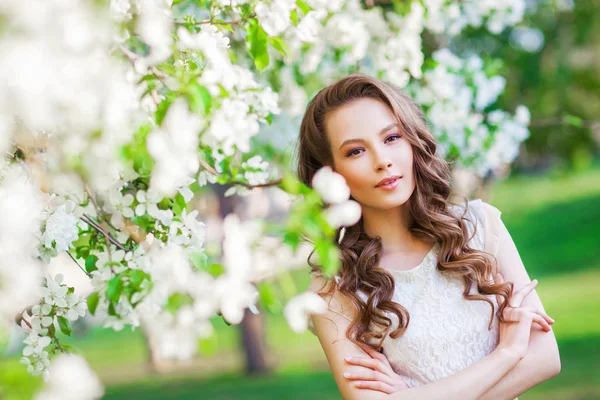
[382, 242, 439, 276]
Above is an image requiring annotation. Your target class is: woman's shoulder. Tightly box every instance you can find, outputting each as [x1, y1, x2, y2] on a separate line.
[306, 274, 356, 335]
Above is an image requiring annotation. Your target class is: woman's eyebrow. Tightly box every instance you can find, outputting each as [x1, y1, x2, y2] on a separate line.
[338, 123, 399, 149]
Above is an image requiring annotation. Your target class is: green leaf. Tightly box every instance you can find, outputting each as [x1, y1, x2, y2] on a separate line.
[283, 231, 301, 252]
[173, 192, 188, 216]
[57, 316, 72, 336]
[392, 0, 411, 16]
[258, 282, 282, 314]
[303, 218, 322, 241]
[205, 263, 225, 278]
[563, 114, 583, 127]
[186, 81, 212, 115]
[85, 255, 98, 273]
[155, 96, 174, 126]
[315, 239, 340, 275]
[165, 293, 194, 315]
[87, 292, 100, 316]
[280, 172, 302, 195]
[107, 276, 124, 303]
[72, 233, 91, 249]
[120, 124, 154, 177]
[108, 302, 118, 317]
[61, 343, 75, 353]
[290, 9, 299, 26]
[246, 20, 270, 71]
[267, 36, 290, 59]
[67, 287, 75, 295]
[219, 23, 234, 33]
[129, 270, 148, 288]
[296, 0, 312, 14]
[190, 251, 209, 269]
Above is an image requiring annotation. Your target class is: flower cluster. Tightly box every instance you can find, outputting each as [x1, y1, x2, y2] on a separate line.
[37, 199, 83, 264]
[20, 274, 87, 380]
[312, 166, 362, 230]
[410, 48, 531, 176]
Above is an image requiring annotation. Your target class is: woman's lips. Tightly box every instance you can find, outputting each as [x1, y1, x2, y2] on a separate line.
[376, 177, 400, 190]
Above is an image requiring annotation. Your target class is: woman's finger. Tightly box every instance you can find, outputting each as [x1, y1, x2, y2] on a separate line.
[354, 380, 394, 394]
[345, 356, 387, 374]
[519, 306, 555, 325]
[509, 279, 538, 307]
[357, 343, 391, 367]
[530, 312, 552, 332]
[344, 369, 392, 385]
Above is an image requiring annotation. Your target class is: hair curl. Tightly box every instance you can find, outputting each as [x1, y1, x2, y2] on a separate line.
[294, 73, 513, 351]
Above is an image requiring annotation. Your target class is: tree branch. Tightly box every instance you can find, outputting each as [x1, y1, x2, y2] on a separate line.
[198, 159, 283, 189]
[174, 13, 256, 27]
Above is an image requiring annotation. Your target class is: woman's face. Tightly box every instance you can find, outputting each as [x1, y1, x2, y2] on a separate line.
[325, 97, 416, 211]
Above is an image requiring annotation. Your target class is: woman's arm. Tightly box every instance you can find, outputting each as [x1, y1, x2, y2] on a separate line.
[476, 201, 561, 399]
[308, 276, 522, 400]
[308, 276, 391, 400]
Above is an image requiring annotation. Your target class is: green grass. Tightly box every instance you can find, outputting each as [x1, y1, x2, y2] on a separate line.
[2, 165, 600, 399]
[493, 194, 600, 278]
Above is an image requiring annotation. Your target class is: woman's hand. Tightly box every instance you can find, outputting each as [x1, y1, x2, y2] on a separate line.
[343, 342, 410, 394]
[495, 273, 555, 360]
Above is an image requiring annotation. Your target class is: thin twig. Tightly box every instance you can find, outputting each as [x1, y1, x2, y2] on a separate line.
[118, 45, 169, 89]
[21, 315, 66, 353]
[150, 90, 161, 106]
[174, 13, 255, 27]
[81, 214, 127, 252]
[229, 178, 283, 189]
[82, 185, 128, 255]
[199, 159, 283, 189]
[199, 159, 219, 175]
[66, 251, 92, 278]
[118, 45, 138, 67]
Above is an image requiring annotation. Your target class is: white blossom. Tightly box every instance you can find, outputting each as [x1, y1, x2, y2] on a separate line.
[34, 354, 104, 399]
[255, 0, 296, 36]
[147, 99, 204, 198]
[312, 166, 351, 205]
[284, 292, 327, 333]
[40, 204, 79, 254]
[325, 200, 362, 229]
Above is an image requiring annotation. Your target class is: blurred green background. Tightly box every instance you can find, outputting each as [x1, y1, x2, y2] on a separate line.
[2, 163, 599, 399]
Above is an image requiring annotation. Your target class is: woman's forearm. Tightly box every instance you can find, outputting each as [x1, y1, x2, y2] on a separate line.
[388, 348, 520, 400]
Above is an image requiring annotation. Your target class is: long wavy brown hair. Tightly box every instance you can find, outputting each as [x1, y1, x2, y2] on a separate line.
[295, 73, 514, 351]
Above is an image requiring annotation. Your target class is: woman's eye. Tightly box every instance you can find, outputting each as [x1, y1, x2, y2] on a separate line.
[346, 149, 363, 157]
[345, 135, 402, 157]
[385, 134, 402, 143]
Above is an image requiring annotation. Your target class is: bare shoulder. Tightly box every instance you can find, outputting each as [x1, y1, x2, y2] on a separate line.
[306, 275, 355, 329]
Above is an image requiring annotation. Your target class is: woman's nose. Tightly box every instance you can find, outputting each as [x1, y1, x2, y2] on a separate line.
[374, 154, 393, 171]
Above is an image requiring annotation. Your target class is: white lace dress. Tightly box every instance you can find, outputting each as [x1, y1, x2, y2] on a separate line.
[308, 199, 501, 388]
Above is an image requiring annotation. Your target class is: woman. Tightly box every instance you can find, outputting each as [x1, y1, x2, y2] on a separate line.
[295, 74, 561, 399]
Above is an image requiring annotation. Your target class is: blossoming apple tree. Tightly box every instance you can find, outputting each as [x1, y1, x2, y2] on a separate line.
[0, 0, 539, 396]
